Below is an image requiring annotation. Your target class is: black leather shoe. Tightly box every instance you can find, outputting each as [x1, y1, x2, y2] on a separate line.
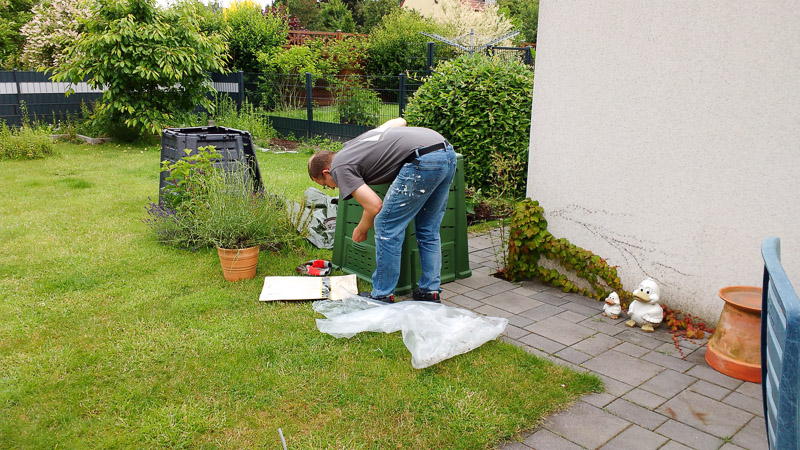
[412, 288, 440, 303]
[358, 291, 394, 304]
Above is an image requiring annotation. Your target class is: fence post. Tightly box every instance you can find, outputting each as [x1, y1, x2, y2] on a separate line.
[398, 72, 407, 117]
[524, 47, 532, 66]
[305, 72, 313, 138]
[236, 71, 244, 110]
[13, 69, 23, 124]
[426, 42, 435, 76]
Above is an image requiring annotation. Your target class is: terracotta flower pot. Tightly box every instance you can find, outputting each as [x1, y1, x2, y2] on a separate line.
[216, 246, 259, 281]
[705, 286, 762, 382]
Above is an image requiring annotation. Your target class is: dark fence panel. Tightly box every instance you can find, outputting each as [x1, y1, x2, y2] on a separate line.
[1, 43, 533, 137]
[0, 70, 103, 127]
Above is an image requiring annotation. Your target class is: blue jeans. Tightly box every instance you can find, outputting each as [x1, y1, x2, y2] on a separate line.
[371, 144, 457, 297]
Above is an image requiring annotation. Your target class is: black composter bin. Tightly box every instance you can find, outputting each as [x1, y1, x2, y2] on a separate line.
[159, 126, 263, 203]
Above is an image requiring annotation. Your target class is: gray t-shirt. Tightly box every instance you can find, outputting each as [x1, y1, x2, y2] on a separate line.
[330, 126, 446, 199]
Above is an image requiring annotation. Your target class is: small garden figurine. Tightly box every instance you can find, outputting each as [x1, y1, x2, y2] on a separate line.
[602, 292, 621, 319]
[626, 278, 664, 332]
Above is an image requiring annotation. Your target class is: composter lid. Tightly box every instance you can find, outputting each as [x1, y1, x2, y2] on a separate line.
[718, 286, 763, 313]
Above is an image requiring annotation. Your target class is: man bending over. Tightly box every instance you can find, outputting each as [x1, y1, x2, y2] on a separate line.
[308, 118, 456, 303]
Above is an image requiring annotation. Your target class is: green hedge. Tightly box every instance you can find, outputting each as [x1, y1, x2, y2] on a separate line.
[404, 55, 534, 193]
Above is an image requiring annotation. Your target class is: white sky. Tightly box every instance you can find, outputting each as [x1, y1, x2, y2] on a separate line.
[156, 0, 275, 8]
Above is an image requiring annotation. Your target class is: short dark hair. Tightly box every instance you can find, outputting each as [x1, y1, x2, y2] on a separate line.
[308, 150, 335, 179]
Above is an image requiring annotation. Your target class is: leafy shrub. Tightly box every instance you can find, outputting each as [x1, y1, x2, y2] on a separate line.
[281, 0, 320, 30]
[355, 0, 399, 32]
[0, 121, 55, 160]
[52, 0, 228, 139]
[160, 146, 222, 213]
[0, 0, 33, 69]
[498, 0, 538, 45]
[365, 9, 454, 78]
[264, 4, 307, 31]
[404, 54, 534, 193]
[316, 36, 369, 74]
[258, 45, 331, 111]
[225, 0, 288, 72]
[317, 0, 355, 32]
[336, 84, 380, 126]
[52, 100, 108, 140]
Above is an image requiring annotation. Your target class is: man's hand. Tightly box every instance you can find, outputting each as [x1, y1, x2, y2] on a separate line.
[352, 226, 368, 243]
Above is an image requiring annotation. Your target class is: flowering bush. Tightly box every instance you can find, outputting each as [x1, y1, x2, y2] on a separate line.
[424, 0, 515, 45]
[21, 0, 89, 69]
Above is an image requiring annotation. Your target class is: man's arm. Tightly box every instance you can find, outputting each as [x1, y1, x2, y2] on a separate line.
[350, 184, 383, 243]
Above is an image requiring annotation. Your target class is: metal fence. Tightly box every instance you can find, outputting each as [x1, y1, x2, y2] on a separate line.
[236, 72, 423, 140]
[0, 43, 533, 140]
[0, 70, 102, 127]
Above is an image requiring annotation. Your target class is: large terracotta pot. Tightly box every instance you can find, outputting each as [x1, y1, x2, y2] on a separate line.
[705, 286, 762, 382]
[216, 246, 259, 281]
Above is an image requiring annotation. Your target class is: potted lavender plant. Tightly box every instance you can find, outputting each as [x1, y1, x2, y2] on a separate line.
[146, 149, 298, 281]
[196, 164, 298, 281]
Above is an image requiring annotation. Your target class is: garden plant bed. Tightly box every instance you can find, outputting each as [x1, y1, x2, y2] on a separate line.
[0, 142, 600, 448]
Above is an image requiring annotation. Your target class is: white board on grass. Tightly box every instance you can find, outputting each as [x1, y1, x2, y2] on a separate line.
[259, 274, 358, 302]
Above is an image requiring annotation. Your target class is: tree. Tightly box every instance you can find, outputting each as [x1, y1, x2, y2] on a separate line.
[52, 0, 228, 138]
[355, 0, 398, 32]
[0, 0, 36, 69]
[224, 0, 288, 72]
[366, 9, 454, 78]
[498, 0, 538, 45]
[264, 4, 307, 31]
[277, 0, 320, 31]
[317, 0, 355, 32]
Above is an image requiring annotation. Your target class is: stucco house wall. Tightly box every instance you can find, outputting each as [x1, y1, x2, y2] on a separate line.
[527, 0, 800, 321]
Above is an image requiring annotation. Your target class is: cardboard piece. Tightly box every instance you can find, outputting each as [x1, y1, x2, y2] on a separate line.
[259, 274, 358, 302]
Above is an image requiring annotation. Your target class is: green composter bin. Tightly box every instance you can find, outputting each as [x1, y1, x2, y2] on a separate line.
[331, 154, 472, 294]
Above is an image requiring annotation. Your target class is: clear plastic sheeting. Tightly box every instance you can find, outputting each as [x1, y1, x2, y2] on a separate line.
[312, 293, 508, 369]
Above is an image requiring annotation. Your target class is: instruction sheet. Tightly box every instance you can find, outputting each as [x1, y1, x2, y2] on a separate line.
[259, 274, 358, 302]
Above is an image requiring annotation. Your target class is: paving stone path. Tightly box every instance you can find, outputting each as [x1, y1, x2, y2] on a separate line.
[432, 231, 766, 449]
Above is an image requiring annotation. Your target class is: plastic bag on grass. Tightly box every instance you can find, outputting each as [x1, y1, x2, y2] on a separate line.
[312, 291, 508, 369]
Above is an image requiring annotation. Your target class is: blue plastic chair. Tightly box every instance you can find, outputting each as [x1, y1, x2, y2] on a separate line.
[761, 237, 800, 450]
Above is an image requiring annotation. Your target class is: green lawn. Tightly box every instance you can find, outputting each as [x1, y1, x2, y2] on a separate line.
[0, 142, 601, 449]
[268, 103, 401, 123]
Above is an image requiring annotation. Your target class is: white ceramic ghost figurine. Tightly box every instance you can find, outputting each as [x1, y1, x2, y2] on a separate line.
[602, 292, 621, 319]
[626, 278, 664, 332]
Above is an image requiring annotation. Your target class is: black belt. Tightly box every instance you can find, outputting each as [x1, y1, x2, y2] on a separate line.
[403, 141, 447, 164]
